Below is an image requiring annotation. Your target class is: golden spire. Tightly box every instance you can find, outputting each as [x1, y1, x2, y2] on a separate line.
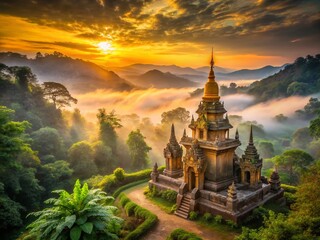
[203, 48, 220, 102]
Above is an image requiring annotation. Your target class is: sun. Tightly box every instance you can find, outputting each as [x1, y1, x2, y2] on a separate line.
[97, 41, 114, 53]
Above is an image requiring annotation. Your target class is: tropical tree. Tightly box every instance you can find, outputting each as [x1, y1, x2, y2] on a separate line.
[126, 129, 152, 170]
[161, 107, 190, 125]
[272, 149, 314, 184]
[26, 180, 123, 240]
[43, 82, 77, 108]
[68, 141, 97, 179]
[97, 109, 122, 154]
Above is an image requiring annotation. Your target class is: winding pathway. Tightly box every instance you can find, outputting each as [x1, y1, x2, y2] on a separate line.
[124, 183, 237, 240]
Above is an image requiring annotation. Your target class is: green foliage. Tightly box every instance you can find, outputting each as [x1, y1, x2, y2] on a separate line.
[189, 211, 198, 220]
[281, 184, 297, 194]
[257, 141, 275, 158]
[247, 55, 320, 102]
[70, 108, 87, 142]
[118, 193, 131, 207]
[124, 202, 137, 216]
[203, 213, 213, 222]
[119, 193, 158, 240]
[31, 126, 65, 161]
[159, 189, 177, 203]
[291, 127, 313, 149]
[272, 149, 314, 184]
[68, 141, 98, 179]
[295, 97, 320, 120]
[237, 161, 320, 239]
[26, 179, 123, 240]
[243, 207, 269, 228]
[43, 81, 77, 108]
[96, 167, 163, 193]
[114, 168, 125, 181]
[167, 228, 202, 240]
[161, 107, 190, 124]
[93, 141, 113, 174]
[310, 115, 320, 139]
[126, 129, 152, 170]
[214, 215, 223, 223]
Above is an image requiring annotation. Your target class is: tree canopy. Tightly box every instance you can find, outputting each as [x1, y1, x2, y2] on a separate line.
[43, 82, 77, 108]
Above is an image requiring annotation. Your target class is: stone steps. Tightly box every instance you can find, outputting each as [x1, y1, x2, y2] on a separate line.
[175, 196, 191, 219]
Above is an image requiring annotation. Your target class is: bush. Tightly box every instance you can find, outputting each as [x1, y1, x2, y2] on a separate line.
[189, 211, 198, 220]
[282, 184, 297, 193]
[160, 190, 177, 203]
[284, 192, 297, 207]
[171, 204, 177, 213]
[203, 213, 213, 222]
[226, 220, 238, 228]
[167, 228, 202, 240]
[120, 193, 158, 240]
[114, 168, 125, 181]
[214, 215, 223, 223]
[125, 202, 137, 216]
[119, 193, 130, 207]
[96, 166, 165, 194]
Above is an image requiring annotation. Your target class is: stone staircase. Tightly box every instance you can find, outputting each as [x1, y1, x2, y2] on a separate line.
[175, 195, 191, 219]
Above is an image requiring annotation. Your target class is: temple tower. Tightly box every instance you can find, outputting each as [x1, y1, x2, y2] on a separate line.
[181, 50, 241, 191]
[163, 124, 183, 178]
[239, 126, 263, 189]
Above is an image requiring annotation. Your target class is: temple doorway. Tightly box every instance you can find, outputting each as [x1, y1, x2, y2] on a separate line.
[245, 171, 251, 184]
[188, 168, 196, 191]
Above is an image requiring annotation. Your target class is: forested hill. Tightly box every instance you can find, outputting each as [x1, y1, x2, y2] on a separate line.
[248, 55, 320, 101]
[0, 52, 135, 93]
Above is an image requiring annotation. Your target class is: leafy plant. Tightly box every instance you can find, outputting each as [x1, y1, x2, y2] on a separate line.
[189, 211, 198, 220]
[203, 213, 213, 222]
[113, 168, 125, 181]
[214, 215, 223, 223]
[26, 179, 123, 240]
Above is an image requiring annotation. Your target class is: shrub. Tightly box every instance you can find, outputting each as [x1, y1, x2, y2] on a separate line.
[120, 194, 158, 240]
[114, 168, 125, 181]
[171, 204, 177, 213]
[203, 213, 213, 222]
[226, 220, 238, 228]
[160, 190, 177, 203]
[167, 228, 202, 240]
[214, 215, 223, 223]
[282, 184, 297, 193]
[125, 202, 137, 216]
[284, 192, 297, 207]
[189, 211, 198, 220]
[119, 193, 130, 207]
[113, 179, 148, 198]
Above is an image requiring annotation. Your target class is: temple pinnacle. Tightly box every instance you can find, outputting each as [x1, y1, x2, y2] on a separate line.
[235, 128, 239, 140]
[210, 47, 214, 69]
[170, 123, 178, 143]
[249, 125, 253, 144]
[183, 129, 187, 137]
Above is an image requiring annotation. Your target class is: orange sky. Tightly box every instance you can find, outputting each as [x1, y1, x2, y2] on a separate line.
[0, 0, 319, 69]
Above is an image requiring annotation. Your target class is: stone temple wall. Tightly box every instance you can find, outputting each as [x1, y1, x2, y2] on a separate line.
[149, 174, 182, 192]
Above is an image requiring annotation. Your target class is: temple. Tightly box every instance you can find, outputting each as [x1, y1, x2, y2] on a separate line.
[149, 50, 284, 223]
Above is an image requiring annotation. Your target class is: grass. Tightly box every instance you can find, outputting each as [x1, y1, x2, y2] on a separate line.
[146, 195, 176, 214]
[195, 216, 241, 236]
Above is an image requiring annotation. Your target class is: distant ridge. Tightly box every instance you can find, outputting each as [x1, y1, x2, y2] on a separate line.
[132, 69, 198, 88]
[0, 52, 135, 93]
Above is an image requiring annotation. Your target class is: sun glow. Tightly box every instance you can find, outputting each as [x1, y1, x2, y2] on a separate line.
[97, 41, 114, 53]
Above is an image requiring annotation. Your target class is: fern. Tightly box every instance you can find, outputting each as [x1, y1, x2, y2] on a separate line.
[25, 179, 123, 239]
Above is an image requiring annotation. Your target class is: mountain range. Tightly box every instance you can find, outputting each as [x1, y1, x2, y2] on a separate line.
[0, 52, 134, 93]
[0, 51, 287, 92]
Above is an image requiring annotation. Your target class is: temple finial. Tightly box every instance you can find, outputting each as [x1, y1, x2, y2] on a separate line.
[210, 47, 214, 68]
[170, 123, 177, 143]
[209, 48, 215, 80]
[249, 125, 253, 144]
[183, 129, 187, 137]
[235, 128, 239, 140]
[191, 115, 195, 124]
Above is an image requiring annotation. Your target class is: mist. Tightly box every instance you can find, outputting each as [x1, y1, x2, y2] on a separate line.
[73, 88, 317, 165]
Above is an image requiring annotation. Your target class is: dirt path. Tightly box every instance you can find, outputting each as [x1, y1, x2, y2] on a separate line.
[124, 183, 236, 240]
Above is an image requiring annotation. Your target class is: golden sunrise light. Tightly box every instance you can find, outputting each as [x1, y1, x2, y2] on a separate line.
[0, 1, 320, 239]
[97, 41, 114, 53]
